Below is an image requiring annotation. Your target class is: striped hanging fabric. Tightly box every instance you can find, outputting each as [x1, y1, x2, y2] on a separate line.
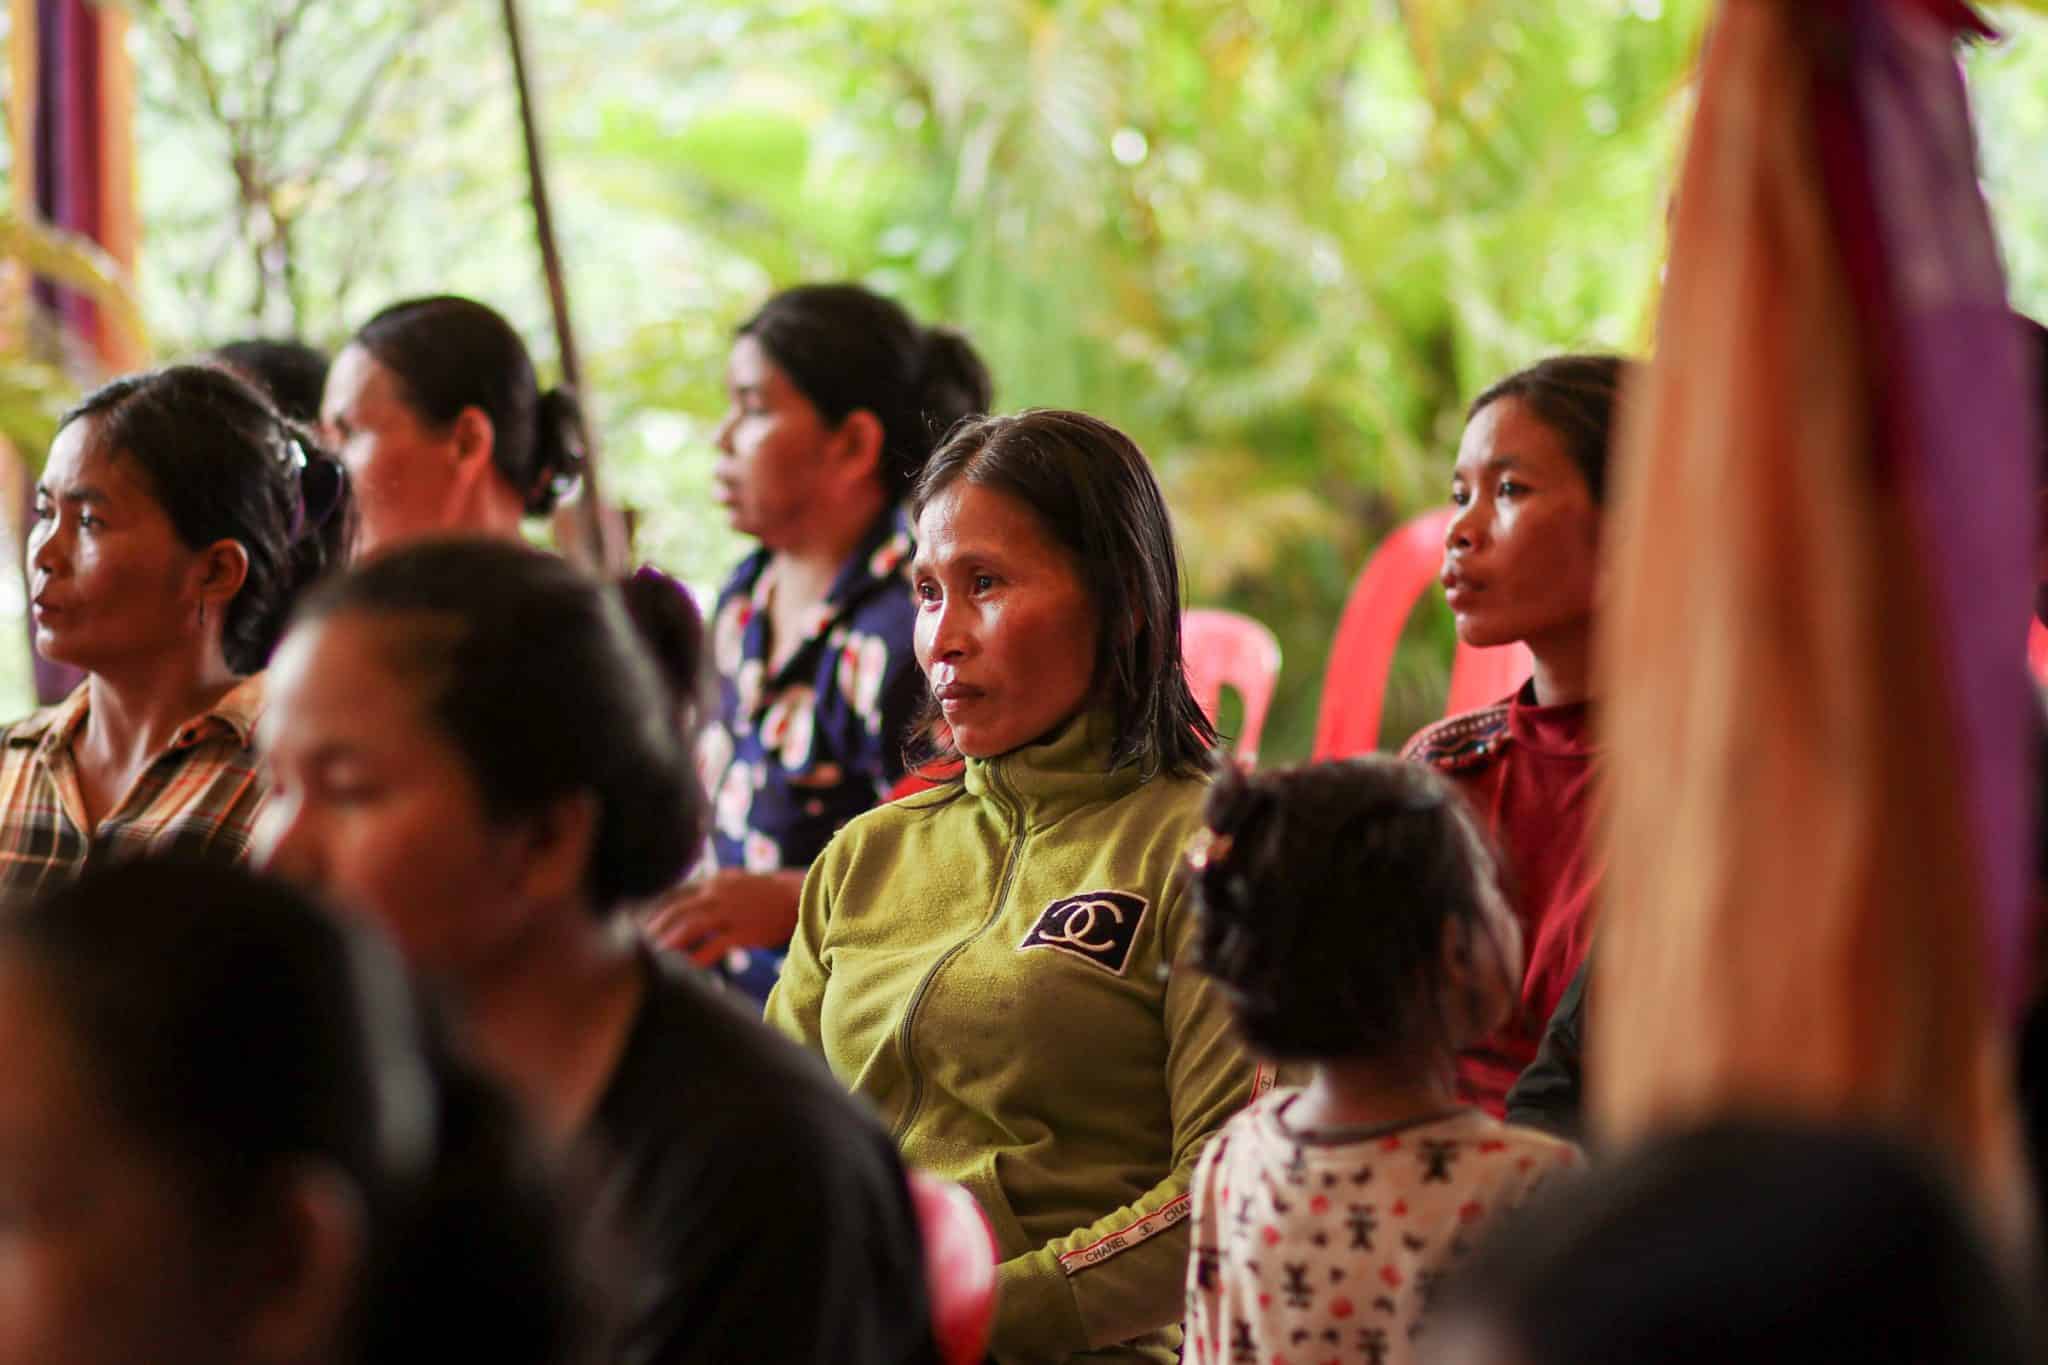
[13, 0, 136, 703]
[21, 0, 138, 369]
[1590, 0, 2037, 1254]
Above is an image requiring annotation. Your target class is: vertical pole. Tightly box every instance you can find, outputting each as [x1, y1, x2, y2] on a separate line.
[499, 0, 618, 573]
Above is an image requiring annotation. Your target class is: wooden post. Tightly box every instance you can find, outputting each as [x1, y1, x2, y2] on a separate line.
[499, 0, 621, 574]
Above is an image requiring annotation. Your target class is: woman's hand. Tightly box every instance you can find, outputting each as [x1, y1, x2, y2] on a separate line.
[643, 869, 806, 966]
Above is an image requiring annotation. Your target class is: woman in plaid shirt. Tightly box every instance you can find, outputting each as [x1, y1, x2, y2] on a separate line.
[0, 365, 352, 897]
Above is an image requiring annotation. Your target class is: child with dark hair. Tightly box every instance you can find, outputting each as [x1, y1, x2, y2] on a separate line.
[1182, 757, 1579, 1365]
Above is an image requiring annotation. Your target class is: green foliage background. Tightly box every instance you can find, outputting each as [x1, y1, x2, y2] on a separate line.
[3, 1, 2046, 748]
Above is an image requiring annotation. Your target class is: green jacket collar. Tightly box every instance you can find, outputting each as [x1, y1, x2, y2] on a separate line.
[962, 711, 1142, 826]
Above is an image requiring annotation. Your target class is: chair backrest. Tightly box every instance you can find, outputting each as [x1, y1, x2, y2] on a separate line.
[1312, 506, 1532, 759]
[886, 740, 963, 802]
[906, 1170, 998, 1365]
[1182, 608, 1283, 767]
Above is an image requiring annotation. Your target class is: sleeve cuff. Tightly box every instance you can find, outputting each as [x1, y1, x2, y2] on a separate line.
[991, 1251, 1087, 1363]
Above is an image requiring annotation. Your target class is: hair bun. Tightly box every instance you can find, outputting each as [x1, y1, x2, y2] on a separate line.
[1201, 761, 1270, 841]
[616, 565, 706, 729]
[1190, 763, 1275, 919]
[526, 387, 587, 515]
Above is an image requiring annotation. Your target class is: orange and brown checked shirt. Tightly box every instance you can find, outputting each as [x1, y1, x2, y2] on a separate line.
[0, 677, 267, 901]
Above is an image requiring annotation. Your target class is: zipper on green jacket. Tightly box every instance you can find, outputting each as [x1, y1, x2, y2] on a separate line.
[890, 761, 1028, 1144]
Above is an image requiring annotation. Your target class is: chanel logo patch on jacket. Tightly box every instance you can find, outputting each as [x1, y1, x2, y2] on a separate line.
[1019, 891, 1149, 976]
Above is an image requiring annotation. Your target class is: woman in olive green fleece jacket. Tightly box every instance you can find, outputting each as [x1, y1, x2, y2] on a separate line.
[767, 410, 1276, 1363]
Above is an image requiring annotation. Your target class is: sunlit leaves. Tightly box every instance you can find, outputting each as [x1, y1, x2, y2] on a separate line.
[99, 0, 2048, 754]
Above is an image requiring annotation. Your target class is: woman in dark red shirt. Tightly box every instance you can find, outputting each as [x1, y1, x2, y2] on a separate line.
[1403, 354, 1633, 1115]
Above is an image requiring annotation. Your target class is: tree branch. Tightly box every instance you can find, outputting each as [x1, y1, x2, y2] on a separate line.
[289, 4, 454, 188]
[129, 1, 234, 140]
[253, 0, 322, 165]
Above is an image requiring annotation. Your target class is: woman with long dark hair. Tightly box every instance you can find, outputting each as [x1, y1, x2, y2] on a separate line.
[1424, 1121, 2037, 1365]
[768, 410, 1271, 1362]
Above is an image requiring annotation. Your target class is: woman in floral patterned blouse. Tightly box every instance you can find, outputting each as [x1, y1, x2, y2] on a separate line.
[645, 284, 992, 999]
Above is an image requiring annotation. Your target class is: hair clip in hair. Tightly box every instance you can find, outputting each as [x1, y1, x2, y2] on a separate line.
[280, 434, 346, 545]
[543, 468, 583, 503]
[300, 458, 346, 537]
[1185, 826, 1235, 872]
[280, 435, 311, 542]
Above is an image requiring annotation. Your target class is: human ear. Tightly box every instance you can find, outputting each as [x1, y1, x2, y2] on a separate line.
[198, 539, 251, 615]
[451, 406, 497, 471]
[505, 790, 602, 908]
[236, 1163, 365, 1365]
[830, 409, 885, 488]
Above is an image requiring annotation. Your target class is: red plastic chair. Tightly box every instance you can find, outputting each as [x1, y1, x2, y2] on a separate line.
[2030, 619, 2048, 688]
[1182, 608, 1283, 767]
[887, 765, 958, 802]
[1311, 506, 1533, 759]
[887, 729, 963, 802]
[907, 1170, 999, 1365]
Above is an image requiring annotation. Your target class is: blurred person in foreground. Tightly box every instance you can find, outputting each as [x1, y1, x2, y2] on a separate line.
[1421, 1120, 2038, 1365]
[257, 539, 934, 1365]
[0, 857, 593, 1365]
